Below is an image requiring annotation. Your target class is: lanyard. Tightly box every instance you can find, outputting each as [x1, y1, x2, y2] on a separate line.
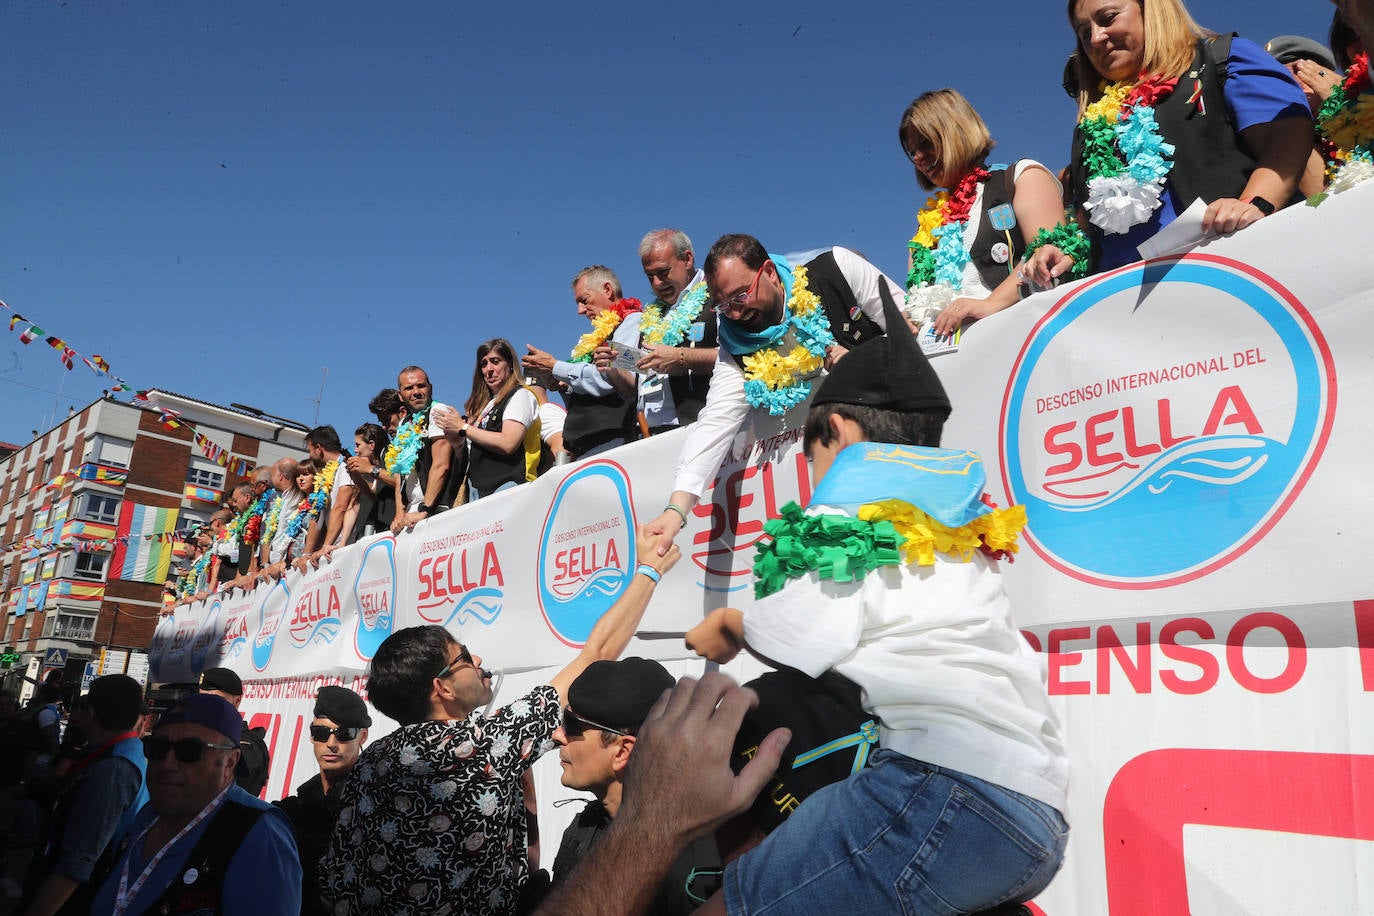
[68, 731, 140, 779]
[113, 784, 231, 916]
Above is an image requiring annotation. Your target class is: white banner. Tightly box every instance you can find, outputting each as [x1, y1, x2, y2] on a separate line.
[152, 183, 1374, 913]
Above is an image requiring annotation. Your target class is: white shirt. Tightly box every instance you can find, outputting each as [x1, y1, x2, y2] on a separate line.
[268, 491, 305, 564]
[744, 503, 1069, 811]
[477, 388, 538, 430]
[537, 402, 566, 444]
[672, 247, 899, 497]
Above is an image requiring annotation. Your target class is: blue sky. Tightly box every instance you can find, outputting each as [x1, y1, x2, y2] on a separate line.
[1, 0, 1333, 445]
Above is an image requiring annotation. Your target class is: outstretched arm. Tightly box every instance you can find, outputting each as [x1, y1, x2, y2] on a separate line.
[547, 527, 682, 705]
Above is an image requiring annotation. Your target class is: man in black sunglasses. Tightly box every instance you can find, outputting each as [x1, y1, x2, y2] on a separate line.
[90, 693, 302, 916]
[321, 528, 681, 916]
[540, 657, 721, 915]
[275, 685, 371, 916]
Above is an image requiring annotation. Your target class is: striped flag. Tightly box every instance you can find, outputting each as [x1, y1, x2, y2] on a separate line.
[109, 502, 179, 583]
[7, 313, 25, 331]
[18, 325, 42, 344]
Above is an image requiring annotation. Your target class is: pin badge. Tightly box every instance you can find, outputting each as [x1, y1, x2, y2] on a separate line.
[991, 242, 1011, 264]
[988, 203, 1017, 232]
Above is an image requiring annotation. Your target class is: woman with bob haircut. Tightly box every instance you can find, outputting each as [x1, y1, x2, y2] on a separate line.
[435, 337, 541, 502]
[1025, 0, 1313, 283]
[899, 88, 1065, 339]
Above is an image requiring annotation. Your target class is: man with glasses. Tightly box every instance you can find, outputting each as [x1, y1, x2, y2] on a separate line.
[592, 230, 719, 436]
[199, 666, 271, 798]
[274, 686, 371, 916]
[320, 528, 680, 916]
[90, 693, 301, 916]
[541, 657, 721, 914]
[643, 233, 906, 556]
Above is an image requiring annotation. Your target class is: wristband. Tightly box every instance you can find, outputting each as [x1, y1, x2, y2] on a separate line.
[636, 564, 661, 584]
[1241, 195, 1275, 216]
[663, 503, 688, 526]
[1022, 225, 1092, 280]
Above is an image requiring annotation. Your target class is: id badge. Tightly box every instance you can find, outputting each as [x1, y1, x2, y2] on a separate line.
[988, 203, 1017, 232]
[688, 322, 705, 343]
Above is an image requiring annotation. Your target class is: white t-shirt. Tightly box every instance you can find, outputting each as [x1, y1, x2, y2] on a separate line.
[743, 503, 1069, 811]
[538, 402, 567, 444]
[268, 491, 305, 564]
[478, 388, 539, 430]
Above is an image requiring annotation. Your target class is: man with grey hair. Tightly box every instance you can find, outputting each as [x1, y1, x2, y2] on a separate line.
[523, 265, 643, 457]
[594, 230, 718, 436]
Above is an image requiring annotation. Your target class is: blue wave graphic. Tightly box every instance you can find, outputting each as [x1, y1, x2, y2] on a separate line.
[443, 588, 505, 627]
[223, 636, 247, 659]
[1045, 436, 1275, 512]
[293, 617, 341, 648]
[551, 567, 626, 604]
[1029, 435, 1304, 579]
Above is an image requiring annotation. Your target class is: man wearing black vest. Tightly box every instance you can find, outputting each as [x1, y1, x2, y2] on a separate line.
[522, 266, 642, 458]
[645, 234, 901, 554]
[390, 365, 464, 532]
[90, 693, 301, 915]
[593, 229, 719, 436]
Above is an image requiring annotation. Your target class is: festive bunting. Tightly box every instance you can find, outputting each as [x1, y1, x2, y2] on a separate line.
[110, 502, 180, 583]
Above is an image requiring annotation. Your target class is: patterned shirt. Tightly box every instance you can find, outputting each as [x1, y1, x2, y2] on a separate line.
[320, 685, 560, 916]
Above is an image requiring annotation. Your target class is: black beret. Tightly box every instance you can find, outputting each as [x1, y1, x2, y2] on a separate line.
[568, 658, 674, 731]
[811, 284, 950, 416]
[199, 667, 243, 696]
[313, 685, 372, 729]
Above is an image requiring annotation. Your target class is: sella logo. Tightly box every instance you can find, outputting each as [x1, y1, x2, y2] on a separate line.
[251, 578, 291, 672]
[287, 570, 343, 650]
[415, 537, 505, 629]
[537, 461, 636, 646]
[1000, 256, 1335, 587]
[353, 537, 396, 661]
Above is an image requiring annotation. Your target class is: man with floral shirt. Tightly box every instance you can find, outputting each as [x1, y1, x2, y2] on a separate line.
[319, 528, 680, 916]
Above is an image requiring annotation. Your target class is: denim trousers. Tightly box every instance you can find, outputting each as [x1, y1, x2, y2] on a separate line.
[724, 749, 1069, 915]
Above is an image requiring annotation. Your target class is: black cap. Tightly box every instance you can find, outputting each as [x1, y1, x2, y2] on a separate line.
[1264, 35, 1337, 70]
[567, 658, 674, 731]
[313, 685, 372, 728]
[811, 285, 950, 417]
[731, 670, 875, 835]
[199, 667, 243, 697]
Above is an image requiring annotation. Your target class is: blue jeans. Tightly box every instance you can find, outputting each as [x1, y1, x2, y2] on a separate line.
[467, 479, 518, 502]
[725, 749, 1068, 915]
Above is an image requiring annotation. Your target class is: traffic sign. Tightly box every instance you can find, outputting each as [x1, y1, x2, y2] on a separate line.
[42, 647, 68, 671]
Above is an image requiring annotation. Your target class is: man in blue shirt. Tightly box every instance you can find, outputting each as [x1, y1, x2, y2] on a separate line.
[91, 693, 301, 916]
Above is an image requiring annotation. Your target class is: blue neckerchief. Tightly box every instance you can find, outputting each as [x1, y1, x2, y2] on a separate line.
[717, 255, 795, 356]
[809, 442, 992, 528]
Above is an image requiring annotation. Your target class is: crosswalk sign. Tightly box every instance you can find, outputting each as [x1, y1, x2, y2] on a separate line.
[42, 647, 68, 671]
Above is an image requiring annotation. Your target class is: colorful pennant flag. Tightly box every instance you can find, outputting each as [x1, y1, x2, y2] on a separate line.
[18, 325, 42, 344]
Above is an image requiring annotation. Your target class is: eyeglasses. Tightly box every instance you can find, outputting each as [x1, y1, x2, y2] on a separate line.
[435, 645, 475, 680]
[143, 735, 237, 764]
[710, 262, 768, 315]
[561, 707, 629, 738]
[309, 725, 362, 743]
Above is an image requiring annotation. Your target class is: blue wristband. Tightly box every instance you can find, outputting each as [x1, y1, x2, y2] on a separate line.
[636, 564, 661, 584]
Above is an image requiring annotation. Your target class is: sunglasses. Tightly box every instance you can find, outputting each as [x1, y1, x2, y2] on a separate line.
[561, 707, 629, 739]
[435, 645, 475, 680]
[143, 735, 237, 764]
[309, 725, 361, 743]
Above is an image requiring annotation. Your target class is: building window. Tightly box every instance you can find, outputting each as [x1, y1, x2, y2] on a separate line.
[176, 511, 208, 533]
[72, 553, 108, 580]
[81, 494, 120, 524]
[95, 437, 133, 468]
[185, 466, 225, 490]
[42, 612, 97, 641]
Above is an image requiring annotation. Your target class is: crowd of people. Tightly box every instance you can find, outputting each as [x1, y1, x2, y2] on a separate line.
[38, 0, 1372, 912]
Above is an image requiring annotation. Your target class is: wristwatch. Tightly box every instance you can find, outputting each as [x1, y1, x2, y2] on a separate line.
[416, 503, 432, 516]
[1242, 195, 1275, 216]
